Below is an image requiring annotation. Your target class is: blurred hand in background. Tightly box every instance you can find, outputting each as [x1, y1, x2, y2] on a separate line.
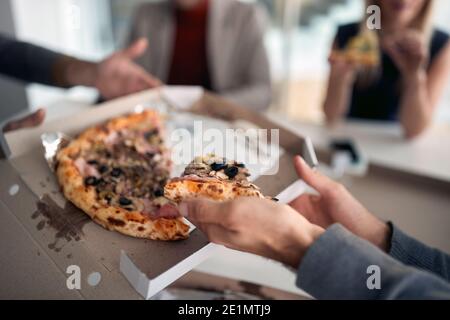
[2, 108, 46, 133]
[382, 30, 428, 79]
[62, 37, 162, 100]
[93, 38, 162, 99]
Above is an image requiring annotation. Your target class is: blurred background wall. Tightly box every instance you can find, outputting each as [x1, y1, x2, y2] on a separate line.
[3, 0, 450, 124]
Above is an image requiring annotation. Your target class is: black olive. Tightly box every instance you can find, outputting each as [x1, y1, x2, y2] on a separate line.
[272, 197, 279, 202]
[99, 165, 109, 174]
[144, 129, 159, 140]
[87, 160, 99, 166]
[236, 163, 246, 168]
[119, 197, 132, 206]
[224, 166, 239, 179]
[211, 162, 228, 171]
[101, 194, 112, 205]
[153, 189, 164, 197]
[111, 168, 123, 177]
[96, 178, 107, 187]
[84, 176, 99, 186]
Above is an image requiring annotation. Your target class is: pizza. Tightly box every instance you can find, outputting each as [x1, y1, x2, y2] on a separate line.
[55, 110, 190, 241]
[164, 154, 268, 203]
[331, 31, 380, 67]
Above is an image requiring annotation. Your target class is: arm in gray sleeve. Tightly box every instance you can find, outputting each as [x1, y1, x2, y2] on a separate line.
[221, 5, 272, 112]
[296, 224, 450, 300]
[388, 223, 450, 282]
[0, 34, 62, 86]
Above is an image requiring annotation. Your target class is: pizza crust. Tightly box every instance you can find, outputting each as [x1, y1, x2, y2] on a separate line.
[164, 176, 265, 203]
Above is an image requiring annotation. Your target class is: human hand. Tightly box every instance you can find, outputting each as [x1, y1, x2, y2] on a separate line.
[383, 31, 428, 79]
[2, 108, 46, 133]
[328, 52, 359, 85]
[179, 197, 324, 269]
[289, 156, 391, 251]
[60, 38, 161, 98]
[94, 38, 161, 99]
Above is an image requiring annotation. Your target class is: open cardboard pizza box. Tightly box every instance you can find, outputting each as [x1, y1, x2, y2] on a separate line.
[0, 87, 318, 299]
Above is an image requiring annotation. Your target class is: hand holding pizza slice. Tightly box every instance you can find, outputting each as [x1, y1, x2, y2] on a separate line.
[55, 112, 270, 241]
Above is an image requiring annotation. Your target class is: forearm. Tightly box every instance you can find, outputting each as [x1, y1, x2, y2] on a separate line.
[0, 35, 98, 88]
[0, 36, 61, 86]
[296, 224, 450, 299]
[399, 71, 433, 139]
[52, 56, 98, 88]
[323, 78, 353, 123]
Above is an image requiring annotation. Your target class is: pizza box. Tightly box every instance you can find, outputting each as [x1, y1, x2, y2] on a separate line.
[0, 87, 318, 299]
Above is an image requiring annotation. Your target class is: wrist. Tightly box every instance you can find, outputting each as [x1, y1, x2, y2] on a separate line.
[61, 57, 98, 87]
[369, 220, 392, 252]
[403, 68, 427, 88]
[332, 72, 356, 87]
[279, 223, 324, 269]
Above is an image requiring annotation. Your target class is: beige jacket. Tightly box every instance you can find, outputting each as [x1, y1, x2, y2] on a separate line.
[127, 0, 272, 111]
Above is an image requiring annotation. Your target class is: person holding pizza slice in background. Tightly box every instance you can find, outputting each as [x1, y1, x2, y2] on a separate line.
[323, 0, 450, 139]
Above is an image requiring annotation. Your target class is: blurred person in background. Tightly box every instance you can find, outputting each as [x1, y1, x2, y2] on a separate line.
[127, 0, 272, 111]
[323, 0, 450, 139]
[0, 35, 160, 132]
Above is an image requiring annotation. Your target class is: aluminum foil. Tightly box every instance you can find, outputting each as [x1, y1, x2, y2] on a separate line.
[41, 132, 71, 172]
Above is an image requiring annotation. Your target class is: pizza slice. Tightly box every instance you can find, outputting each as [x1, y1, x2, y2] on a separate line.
[56, 110, 190, 241]
[332, 31, 380, 67]
[164, 154, 267, 203]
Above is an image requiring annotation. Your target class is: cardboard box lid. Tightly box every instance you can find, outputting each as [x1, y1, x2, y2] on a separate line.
[1, 88, 313, 299]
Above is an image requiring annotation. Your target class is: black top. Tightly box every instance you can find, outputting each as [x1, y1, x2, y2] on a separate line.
[0, 34, 61, 86]
[336, 23, 449, 121]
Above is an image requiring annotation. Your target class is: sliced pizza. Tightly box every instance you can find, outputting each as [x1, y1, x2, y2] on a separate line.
[332, 31, 380, 67]
[164, 154, 267, 203]
[56, 110, 190, 241]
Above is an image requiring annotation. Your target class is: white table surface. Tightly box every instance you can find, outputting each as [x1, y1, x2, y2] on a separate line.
[268, 113, 450, 183]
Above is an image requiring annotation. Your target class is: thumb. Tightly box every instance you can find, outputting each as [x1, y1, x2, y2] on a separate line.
[293, 156, 333, 194]
[3, 108, 46, 133]
[179, 198, 224, 225]
[122, 38, 148, 60]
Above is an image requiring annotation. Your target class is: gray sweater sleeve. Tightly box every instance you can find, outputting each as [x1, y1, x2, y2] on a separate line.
[0, 34, 62, 86]
[388, 223, 450, 282]
[296, 224, 450, 299]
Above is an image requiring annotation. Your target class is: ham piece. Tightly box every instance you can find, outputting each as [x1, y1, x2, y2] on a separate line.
[74, 158, 100, 178]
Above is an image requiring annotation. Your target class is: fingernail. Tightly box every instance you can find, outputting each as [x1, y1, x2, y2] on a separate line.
[179, 202, 189, 217]
[297, 156, 307, 166]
